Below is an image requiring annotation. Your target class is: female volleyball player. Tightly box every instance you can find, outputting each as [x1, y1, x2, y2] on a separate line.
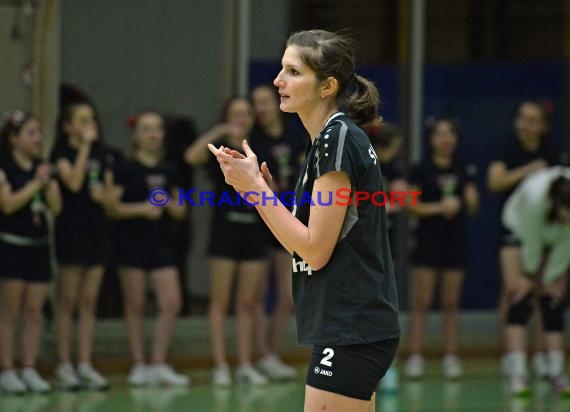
[502, 166, 570, 396]
[51, 101, 113, 390]
[186, 97, 269, 386]
[0, 112, 61, 393]
[488, 101, 557, 377]
[108, 110, 189, 387]
[209, 30, 400, 412]
[404, 118, 479, 380]
[251, 84, 306, 381]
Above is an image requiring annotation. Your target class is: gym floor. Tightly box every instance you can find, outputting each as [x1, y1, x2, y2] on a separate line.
[1, 359, 569, 412]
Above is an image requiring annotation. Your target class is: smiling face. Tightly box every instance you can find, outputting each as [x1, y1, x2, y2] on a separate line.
[514, 102, 547, 145]
[273, 46, 322, 116]
[11, 118, 43, 159]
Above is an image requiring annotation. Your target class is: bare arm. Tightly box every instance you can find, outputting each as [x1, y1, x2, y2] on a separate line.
[405, 184, 443, 217]
[56, 143, 93, 193]
[0, 169, 46, 215]
[487, 159, 547, 193]
[463, 182, 479, 216]
[165, 187, 187, 221]
[184, 124, 230, 166]
[45, 180, 62, 216]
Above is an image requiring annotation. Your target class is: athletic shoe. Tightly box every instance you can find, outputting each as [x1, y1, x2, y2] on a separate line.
[532, 352, 549, 379]
[212, 365, 232, 386]
[379, 366, 399, 392]
[257, 354, 297, 380]
[147, 364, 190, 387]
[501, 353, 512, 377]
[236, 365, 269, 385]
[404, 354, 425, 379]
[55, 363, 81, 391]
[550, 374, 570, 396]
[20, 368, 51, 393]
[0, 369, 26, 394]
[77, 363, 109, 390]
[128, 363, 149, 386]
[510, 374, 531, 396]
[443, 355, 463, 379]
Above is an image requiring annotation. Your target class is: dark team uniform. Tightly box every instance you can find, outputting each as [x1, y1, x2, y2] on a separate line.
[208, 138, 267, 260]
[493, 139, 558, 246]
[50, 143, 116, 266]
[112, 159, 180, 270]
[409, 159, 474, 270]
[251, 120, 306, 248]
[291, 113, 400, 400]
[0, 157, 52, 282]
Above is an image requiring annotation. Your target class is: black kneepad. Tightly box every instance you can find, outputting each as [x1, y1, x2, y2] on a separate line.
[539, 296, 565, 332]
[507, 294, 534, 326]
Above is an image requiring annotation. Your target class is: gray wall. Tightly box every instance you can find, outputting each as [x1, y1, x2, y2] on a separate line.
[0, 6, 35, 115]
[61, 1, 290, 297]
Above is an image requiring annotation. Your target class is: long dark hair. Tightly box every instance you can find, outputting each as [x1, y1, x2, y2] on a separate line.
[0, 111, 35, 160]
[547, 175, 570, 223]
[286, 30, 380, 127]
[54, 100, 104, 150]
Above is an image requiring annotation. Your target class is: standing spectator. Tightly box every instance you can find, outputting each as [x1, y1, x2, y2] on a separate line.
[251, 84, 306, 381]
[108, 110, 189, 387]
[0, 112, 61, 393]
[404, 118, 479, 379]
[487, 100, 558, 377]
[51, 101, 113, 390]
[185, 97, 269, 386]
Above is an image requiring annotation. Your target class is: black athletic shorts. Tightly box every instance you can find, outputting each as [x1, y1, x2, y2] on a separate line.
[412, 235, 466, 270]
[499, 224, 521, 248]
[115, 235, 177, 271]
[306, 338, 399, 401]
[55, 220, 108, 267]
[208, 217, 267, 261]
[0, 241, 52, 283]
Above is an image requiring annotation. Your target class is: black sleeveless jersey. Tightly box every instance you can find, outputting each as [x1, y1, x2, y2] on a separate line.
[0, 157, 48, 239]
[291, 113, 400, 346]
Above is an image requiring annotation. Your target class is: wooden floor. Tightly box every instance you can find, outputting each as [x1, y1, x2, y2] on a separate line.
[1, 358, 569, 411]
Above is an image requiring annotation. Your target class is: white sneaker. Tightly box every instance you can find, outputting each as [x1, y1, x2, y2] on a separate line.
[55, 363, 81, 391]
[77, 363, 109, 390]
[20, 368, 51, 393]
[147, 364, 190, 387]
[128, 363, 149, 386]
[0, 369, 26, 394]
[212, 365, 232, 386]
[236, 365, 269, 385]
[404, 354, 425, 379]
[379, 366, 399, 392]
[510, 374, 531, 396]
[532, 352, 548, 379]
[257, 354, 297, 380]
[442, 355, 463, 379]
[501, 353, 512, 377]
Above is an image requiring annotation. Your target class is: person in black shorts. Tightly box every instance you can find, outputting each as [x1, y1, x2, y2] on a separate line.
[404, 118, 479, 380]
[487, 100, 558, 377]
[0, 112, 61, 394]
[210, 30, 400, 411]
[250, 84, 306, 380]
[185, 97, 269, 386]
[50, 100, 114, 390]
[106, 110, 189, 387]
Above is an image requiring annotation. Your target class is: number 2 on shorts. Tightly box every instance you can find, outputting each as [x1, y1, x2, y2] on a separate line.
[320, 348, 335, 367]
